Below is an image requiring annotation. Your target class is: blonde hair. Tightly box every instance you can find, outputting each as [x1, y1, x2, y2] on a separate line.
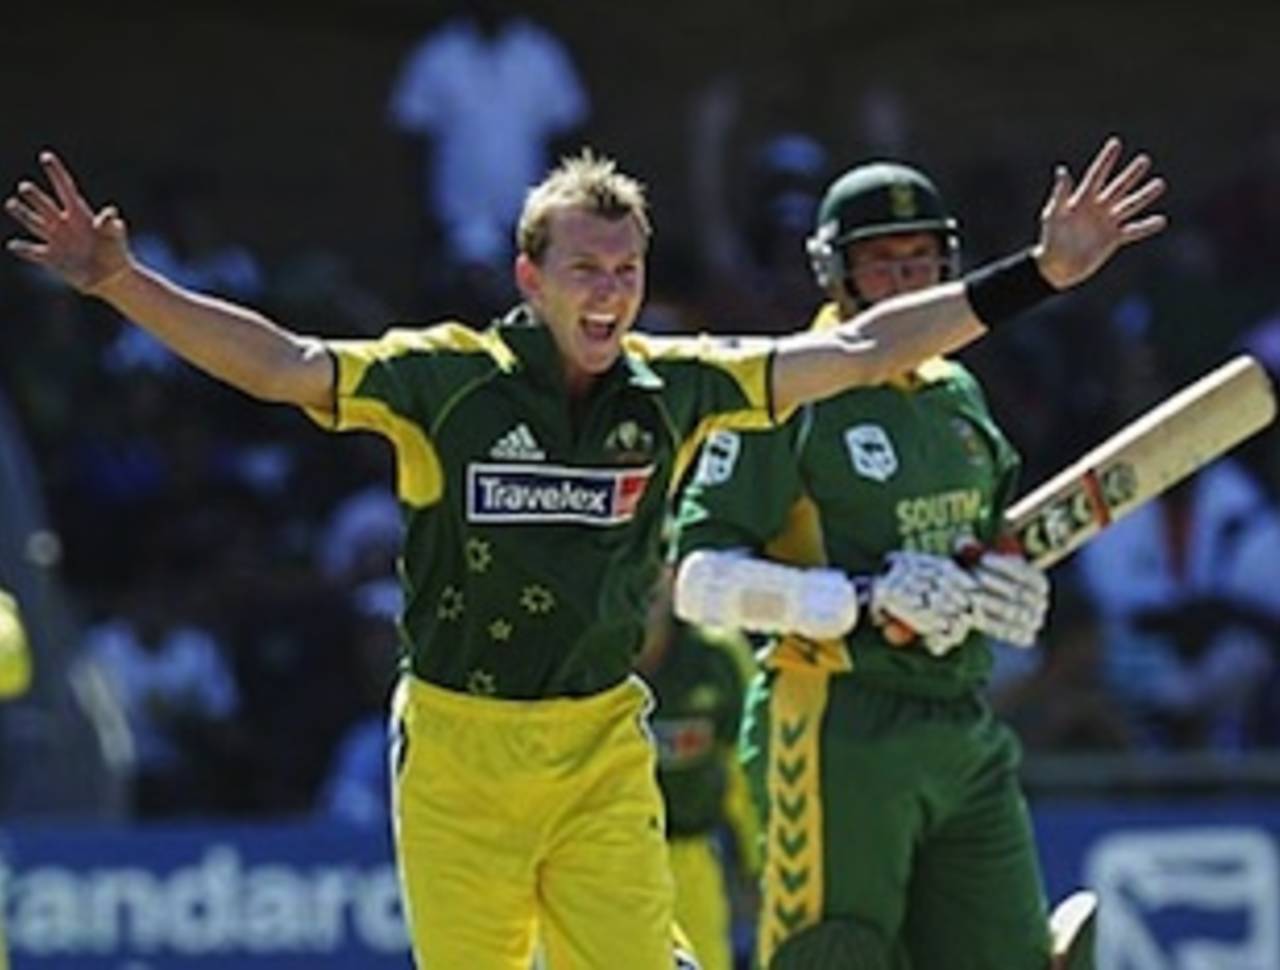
[517, 149, 652, 262]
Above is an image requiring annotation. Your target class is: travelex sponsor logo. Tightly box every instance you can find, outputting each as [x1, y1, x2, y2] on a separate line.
[467, 462, 654, 525]
[2, 845, 408, 957]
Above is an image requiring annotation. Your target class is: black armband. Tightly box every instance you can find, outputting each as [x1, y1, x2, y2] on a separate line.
[963, 248, 1059, 328]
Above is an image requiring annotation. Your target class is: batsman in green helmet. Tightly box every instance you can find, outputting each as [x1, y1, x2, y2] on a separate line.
[673, 158, 1113, 969]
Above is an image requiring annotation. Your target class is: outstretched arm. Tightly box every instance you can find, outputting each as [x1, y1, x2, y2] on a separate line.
[5, 151, 333, 411]
[771, 136, 1167, 415]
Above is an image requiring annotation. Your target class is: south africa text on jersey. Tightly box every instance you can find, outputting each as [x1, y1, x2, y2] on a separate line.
[466, 463, 655, 525]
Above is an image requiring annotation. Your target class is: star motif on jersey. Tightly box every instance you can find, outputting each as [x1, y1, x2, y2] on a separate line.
[466, 538, 493, 574]
[466, 669, 497, 696]
[520, 584, 556, 615]
[437, 586, 464, 621]
[688, 685, 721, 712]
[489, 618, 514, 642]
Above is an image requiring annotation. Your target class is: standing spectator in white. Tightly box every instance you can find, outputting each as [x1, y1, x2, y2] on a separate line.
[388, 0, 588, 314]
[1077, 458, 1280, 750]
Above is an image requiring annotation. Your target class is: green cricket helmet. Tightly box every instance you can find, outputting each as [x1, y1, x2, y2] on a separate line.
[806, 161, 961, 303]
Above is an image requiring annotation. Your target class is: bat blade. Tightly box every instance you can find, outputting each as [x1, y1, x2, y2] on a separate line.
[1006, 355, 1277, 569]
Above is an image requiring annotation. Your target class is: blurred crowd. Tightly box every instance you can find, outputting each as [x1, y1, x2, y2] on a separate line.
[2, 5, 1280, 827]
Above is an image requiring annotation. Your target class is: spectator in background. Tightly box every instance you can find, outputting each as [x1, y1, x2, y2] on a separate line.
[83, 574, 243, 816]
[388, 0, 589, 320]
[1079, 461, 1280, 751]
[318, 591, 401, 828]
[1238, 312, 1280, 502]
[688, 77, 828, 334]
[1078, 438, 1280, 751]
[0, 380, 130, 819]
[989, 582, 1134, 753]
[1076, 320, 1280, 752]
[104, 170, 265, 378]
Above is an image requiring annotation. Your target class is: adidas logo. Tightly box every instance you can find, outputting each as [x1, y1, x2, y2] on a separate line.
[489, 423, 546, 461]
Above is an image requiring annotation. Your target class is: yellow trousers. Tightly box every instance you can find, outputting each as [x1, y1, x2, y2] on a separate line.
[392, 675, 677, 969]
[669, 835, 732, 970]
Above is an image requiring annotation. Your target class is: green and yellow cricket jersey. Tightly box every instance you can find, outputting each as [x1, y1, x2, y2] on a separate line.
[306, 305, 780, 700]
[674, 304, 1020, 697]
[645, 622, 754, 838]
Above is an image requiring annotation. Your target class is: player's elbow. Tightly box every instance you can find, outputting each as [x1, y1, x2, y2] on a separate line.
[837, 337, 899, 387]
[252, 339, 333, 410]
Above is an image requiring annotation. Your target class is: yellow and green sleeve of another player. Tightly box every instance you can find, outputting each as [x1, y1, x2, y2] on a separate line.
[0, 590, 31, 699]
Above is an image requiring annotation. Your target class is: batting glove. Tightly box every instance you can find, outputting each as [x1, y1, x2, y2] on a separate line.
[970, 551, 1050, 647]
[870, 551, 980, 656]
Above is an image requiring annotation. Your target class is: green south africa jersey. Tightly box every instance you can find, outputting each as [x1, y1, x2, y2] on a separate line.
[675, 309, 1020, 696]
[305, 306, 780, 700]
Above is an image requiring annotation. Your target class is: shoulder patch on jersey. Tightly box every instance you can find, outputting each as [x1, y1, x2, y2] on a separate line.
[466, 463, 654, 525]
[693, 429, 742, 485]
[845, 423, 898, 482]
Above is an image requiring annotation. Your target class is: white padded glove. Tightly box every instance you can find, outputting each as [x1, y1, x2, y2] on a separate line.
[674, 549, 859, 640]
[871, 551, 980, 657]
[970, 551, 1050, 647]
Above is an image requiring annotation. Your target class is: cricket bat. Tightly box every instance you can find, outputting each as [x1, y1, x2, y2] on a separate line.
[1004, 354, 1277, 568]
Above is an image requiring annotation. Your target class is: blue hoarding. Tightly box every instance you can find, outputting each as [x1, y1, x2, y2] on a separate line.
[0, 822, 410, 969]
[2, 801, 1279, 969]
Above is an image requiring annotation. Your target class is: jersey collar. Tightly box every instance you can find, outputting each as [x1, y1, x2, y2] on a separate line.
[493, 304, 665, 395]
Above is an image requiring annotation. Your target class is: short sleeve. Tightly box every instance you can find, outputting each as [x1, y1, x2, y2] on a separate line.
[673, 423, 805, 557]
[303, 331, 427, 434]
[301, 326, 483, 509]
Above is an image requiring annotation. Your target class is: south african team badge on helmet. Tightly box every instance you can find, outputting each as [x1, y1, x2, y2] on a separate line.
[807, 161, 962, 298]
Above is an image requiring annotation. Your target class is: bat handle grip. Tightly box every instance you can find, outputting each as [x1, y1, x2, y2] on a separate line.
[881, 534, 1022, 649]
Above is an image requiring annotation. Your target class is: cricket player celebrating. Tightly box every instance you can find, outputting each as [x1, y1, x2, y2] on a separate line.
[5, 139, 1160, 968]
[673, 160, 1112, 968]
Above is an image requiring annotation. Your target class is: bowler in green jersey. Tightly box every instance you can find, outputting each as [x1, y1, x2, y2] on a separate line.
[6, 139, 1159, 968]
[673, 163, 1114, 968]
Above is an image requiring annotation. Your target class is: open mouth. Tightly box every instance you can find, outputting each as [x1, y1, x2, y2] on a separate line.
[581, 312, 619, 343]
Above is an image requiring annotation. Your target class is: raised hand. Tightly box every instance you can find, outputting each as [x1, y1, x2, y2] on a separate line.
[1034, 136, 1167, 290]
[5, 151, 133, 295]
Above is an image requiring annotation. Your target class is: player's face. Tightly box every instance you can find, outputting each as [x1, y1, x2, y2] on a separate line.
[517, 207, 647, 395]
[845, 232, 947, 308]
